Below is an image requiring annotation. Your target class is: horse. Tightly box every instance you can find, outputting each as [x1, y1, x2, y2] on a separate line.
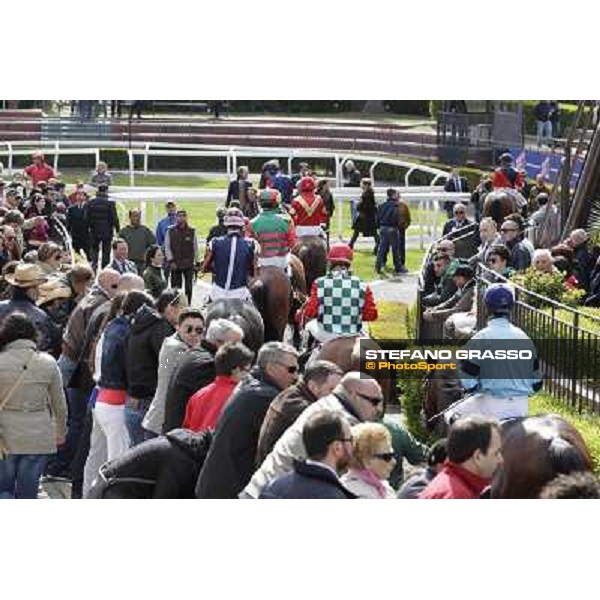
[420, 367, 594, 498]
[307, 335, 396, 410]
[292, 235, 327, 291]
[483, 189, 524, 227]
[204, 298, 264, 353]
[491, 414, 593, 499]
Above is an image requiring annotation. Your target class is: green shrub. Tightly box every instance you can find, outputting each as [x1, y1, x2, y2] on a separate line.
[512, 268, 568, 307]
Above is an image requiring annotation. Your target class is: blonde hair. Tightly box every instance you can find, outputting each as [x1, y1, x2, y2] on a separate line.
[350, 423, 391, 466]
[96, 161, 108, 170]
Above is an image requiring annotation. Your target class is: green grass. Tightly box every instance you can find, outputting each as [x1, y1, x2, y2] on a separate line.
[530, 391, 600, 474]
[368, 300, 408, 340]
[351, 247, 425, 281]
[56, 170, 229, 189]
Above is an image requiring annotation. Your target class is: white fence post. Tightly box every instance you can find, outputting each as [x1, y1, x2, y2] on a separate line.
[128, 150, 135, 186]
[53, 141, 59, 173]
[144, 143, 150, 175]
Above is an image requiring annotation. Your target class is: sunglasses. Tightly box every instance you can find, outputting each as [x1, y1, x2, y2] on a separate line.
[276, 363, 298, 374]
[184, 325, 204, 335]
[373, 452, 395, 462]
[454, 211, 465, 215]
[501, 228, 517, 233]
[337, 437, 353, 444]
[356, 391, 384, 406]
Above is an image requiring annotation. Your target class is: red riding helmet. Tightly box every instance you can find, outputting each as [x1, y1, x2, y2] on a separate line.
[298, 176, 316, 193]
[327, 243, 353, 265]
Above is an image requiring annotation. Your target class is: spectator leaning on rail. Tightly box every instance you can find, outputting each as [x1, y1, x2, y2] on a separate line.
[164, 209, 199, 305]
[259, 411, 356, 500]
[484, 245, 515, 282]
[445, 283, 542, 423]
[442, 203, 473, 237]
[470, 217, 501, 268]
[499, 219, 531, 272]
[118, 209, 156, 275]
[566, 228, 595, 292]
[421, 253, 457, 308]
[419, 416, 502, 500]
[201, 207, 257, 303]
[297, 243, 378, 347]
[375, 188, 408, 275]
[242, 372, 383, 499]
[422, 263, 476, 330]
[503, 213, 534, 258]
[195, 342, 299, 499]
[529, 193, 560, 247]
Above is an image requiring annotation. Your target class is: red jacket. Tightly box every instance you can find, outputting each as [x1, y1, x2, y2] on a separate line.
[25, 163, 56, 186]
[183, 375, 238, 432]
[290, 193, 328, 227]
[419, 460, 490, 499]
[297, 278, 378, 325]
[492, 168, 525, 191]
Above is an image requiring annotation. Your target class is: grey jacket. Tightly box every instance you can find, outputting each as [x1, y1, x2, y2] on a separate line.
[142, 334, 190, 435]
[0, 339, 67, 454]
[243, 390, 360, 498]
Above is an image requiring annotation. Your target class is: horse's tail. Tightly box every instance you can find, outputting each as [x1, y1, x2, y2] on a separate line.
[548, 436, 591, 475]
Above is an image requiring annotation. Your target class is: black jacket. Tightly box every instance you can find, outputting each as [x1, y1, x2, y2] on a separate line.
[86, 429, 213, 499]
[260, 461, 356, 499]
[195, 367, 283, 499]
[66, 203, 89, 245]
[397, 467, 437, 499]
[162, 340, 217, 433]
[442, 217, 473, 236]
[85, 193, 120, 238]
[126, 305, 174, 400]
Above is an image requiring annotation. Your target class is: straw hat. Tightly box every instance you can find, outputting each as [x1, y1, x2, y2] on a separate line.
[5, 263, 47, 288]
[37, 278, 72, 307]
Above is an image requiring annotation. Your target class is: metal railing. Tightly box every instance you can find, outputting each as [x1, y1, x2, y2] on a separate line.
[475, 265, 600, 414]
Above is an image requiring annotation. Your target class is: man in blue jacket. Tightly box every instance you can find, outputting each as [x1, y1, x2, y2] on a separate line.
[376, 188, 408, 275]
[260, 411, 356, 499]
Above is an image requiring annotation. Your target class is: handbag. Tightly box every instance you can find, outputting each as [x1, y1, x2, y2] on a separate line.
[0, 350, 37, 460]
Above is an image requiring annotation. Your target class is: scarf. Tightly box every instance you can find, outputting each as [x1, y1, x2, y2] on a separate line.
[356, 468, 388, 499]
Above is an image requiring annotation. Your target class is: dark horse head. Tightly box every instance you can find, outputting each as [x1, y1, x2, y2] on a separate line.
[204, 298, 264, 353]
[491, 414, 594, 499]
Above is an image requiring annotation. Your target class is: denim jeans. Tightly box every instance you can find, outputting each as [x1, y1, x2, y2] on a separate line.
[48, 355, 88, 476]
[124, 399, 153, 447]
[537, 120, 552, 145]
[0, 454, 50, 499]
[376, 226, 403, 272]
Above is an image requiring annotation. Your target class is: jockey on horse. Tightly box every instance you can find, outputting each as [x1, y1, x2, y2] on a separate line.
[492, 152, 525, 192]
[296, 243, 378, 349]
[201, 207, 257, 303]
[445, 283, 543, 423]
[488, 152, 528, 219]
[289, 176, 329, 240]
[249, 188, 296, 273]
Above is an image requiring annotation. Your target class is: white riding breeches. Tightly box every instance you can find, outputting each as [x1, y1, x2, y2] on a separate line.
[210, 284, 252, 302]
[444, 393, 529, 424]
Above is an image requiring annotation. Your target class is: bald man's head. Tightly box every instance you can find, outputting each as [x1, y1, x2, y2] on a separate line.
[97, 268, 121, 298]
[117, 272, 145, 293]
[336, 371, 383, 422]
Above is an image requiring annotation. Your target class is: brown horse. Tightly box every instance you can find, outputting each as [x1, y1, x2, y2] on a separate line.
[249, 258, 307, 343]
[420, 368, 594, 498]
[491, 414, 593, 499]
[483, 190, 520, 227]
[292, 236, 327, 291]
[204, 299, 264, 353]
[308, 335, 395, 409]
